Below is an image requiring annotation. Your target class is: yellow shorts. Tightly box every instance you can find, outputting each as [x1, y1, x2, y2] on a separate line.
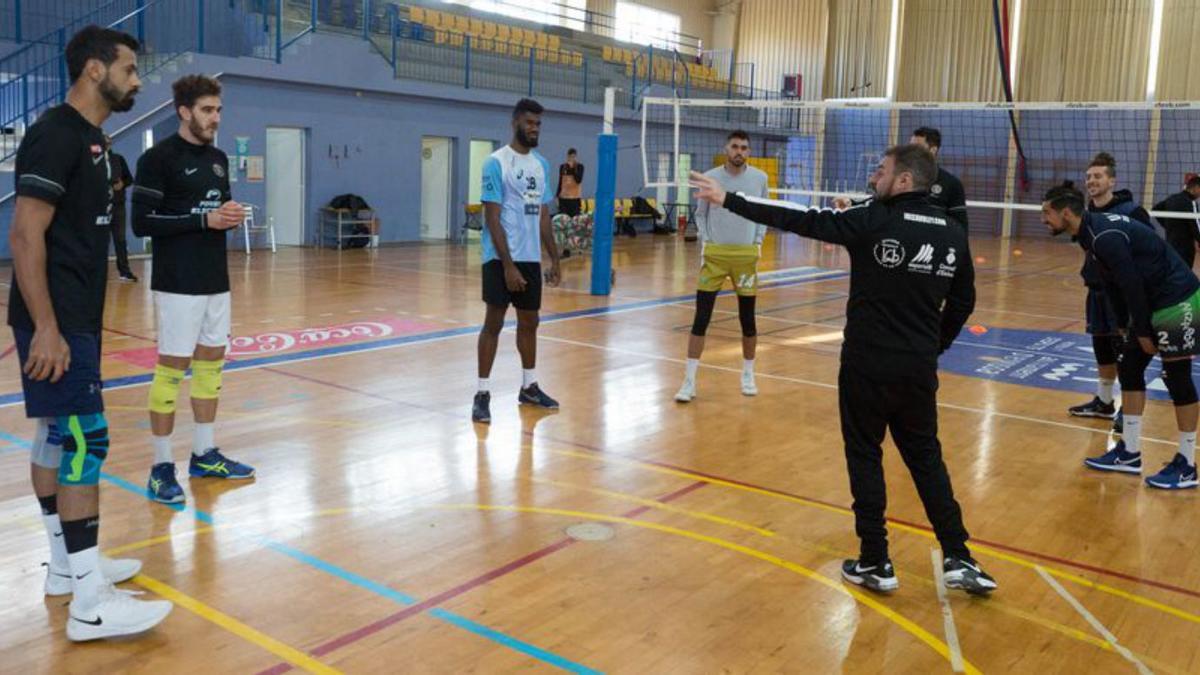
[698, 243, 759, 296]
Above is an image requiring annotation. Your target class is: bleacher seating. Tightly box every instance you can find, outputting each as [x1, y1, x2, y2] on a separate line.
[403, 4, 584, 69]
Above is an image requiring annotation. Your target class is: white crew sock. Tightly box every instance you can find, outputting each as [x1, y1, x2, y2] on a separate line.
[152, 435, 173, 465]
[478, 378, 490, 393]
[743, 359, 755, 375]
[1179, 430, 1197, 464]
[1123, 415, 1143, 454]
[42, 511, 68, 571]
[522, 369, 537, 388]
[1097, 379, 1115, 405]
[685, 358, 699, 382]
[192, 423, 215, 456]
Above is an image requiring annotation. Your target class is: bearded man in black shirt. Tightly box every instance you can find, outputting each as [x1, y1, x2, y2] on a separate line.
[8, 24, 172, 641]
[132, 74, 254, 505]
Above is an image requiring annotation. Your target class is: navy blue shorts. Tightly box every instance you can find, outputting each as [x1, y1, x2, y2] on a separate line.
[1086, 289, 1121, 336]
[12, 328, 104, 419]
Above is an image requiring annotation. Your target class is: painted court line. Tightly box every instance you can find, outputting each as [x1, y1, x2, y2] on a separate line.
[1035, 567, 1154, 675]
[931, 548, 966, 674]
[257, 481, 706, 674]
[95, 472, 601, 674]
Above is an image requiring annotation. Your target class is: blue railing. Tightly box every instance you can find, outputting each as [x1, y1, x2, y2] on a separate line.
[0, 0, 118, 43]
[0, 0, 271, 164]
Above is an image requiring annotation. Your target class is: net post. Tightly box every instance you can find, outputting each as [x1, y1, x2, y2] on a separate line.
[1142, 107, 1162, 209]
[591, 88, 617, 295]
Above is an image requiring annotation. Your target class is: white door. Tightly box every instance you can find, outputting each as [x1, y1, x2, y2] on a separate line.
[266, 127, 305, 246]
[421, 136, 453, 240]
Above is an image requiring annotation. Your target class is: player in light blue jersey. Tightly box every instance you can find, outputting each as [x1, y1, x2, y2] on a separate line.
[473, 98, 562, 423]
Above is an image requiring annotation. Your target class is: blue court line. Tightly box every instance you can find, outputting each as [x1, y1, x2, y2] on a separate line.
[96, 471, 600, 673]
[0, 267, 848, 409]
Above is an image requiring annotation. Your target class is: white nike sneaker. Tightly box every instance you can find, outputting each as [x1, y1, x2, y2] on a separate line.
[675, 379, 696, 403]
[741, 371, 758, 396]
[45, 555, 143, 596]
[66, 584, 173, 642]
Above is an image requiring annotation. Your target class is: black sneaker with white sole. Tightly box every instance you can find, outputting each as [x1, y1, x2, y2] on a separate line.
[943, 557, 997, 595]
[472, 391, 491, 423]
[841, 559, 899, 592]
[519, 383, 559, 409]
[1068, 396, 1116, 419]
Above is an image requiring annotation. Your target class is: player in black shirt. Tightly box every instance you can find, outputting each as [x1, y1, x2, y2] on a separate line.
[1153, 175, 1200, 269]
[910, 127, 969, 231]
[131, 74, 252, 504]
[691, 144, 997, 596]
[105, 135, 136, 281]
[7, 25, 171, 641]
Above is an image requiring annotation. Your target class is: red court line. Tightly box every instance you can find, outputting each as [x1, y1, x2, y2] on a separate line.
[257, 481, 707, 674]
[263, 365, 1200, 601]
[103, 326, 156, 342]
[0, 344, 15, 361]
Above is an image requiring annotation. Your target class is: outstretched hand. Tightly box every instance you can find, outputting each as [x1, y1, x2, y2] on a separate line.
[690, 171, 727, 206]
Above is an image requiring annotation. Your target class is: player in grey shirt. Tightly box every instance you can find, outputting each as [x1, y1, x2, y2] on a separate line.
[676, 130, 771, 403]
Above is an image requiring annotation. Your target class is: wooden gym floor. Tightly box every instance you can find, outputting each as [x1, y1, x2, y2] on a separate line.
[0, 231, 1197, 674]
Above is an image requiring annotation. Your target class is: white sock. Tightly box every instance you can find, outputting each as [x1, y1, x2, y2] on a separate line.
[743, 359, 755, 376]
[68, 547, 103, 609]
[193, 423, 215, 455]
[685, 358, 699, 382]
[42, 512, 68, 571]
[152, 435, 172, 465]
[478, 378, 490, 393]
[1179, 430, 1197, 464]
[1097, 379, 1115, 405]
[1123, 415, 1143, 454]
[522, 369, 536, 388]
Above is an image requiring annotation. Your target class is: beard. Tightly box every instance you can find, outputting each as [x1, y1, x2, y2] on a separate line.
[729, 156, 746, 166]
[189, 117, 216, 144]
[99, 76, 137, 113]
[516, 127, 539, 148]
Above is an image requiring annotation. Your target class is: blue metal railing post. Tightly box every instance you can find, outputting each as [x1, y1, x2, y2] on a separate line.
[749, 62, 755, 99]
[464, 35, 471, 89]
[136, 0, 145, 43]
[57, 28, 66, 104]
[362, 0, 371, 40]
[14, 0, 21, 44]
[21, 74, 29, 128]
[390, 7, 397, 67]
[274, 0, 283, 63]
[527, 46, 534, 97]
[582, 56, 588, 104]
[311, 0, 317, 32]
[197, 0, 206, 53]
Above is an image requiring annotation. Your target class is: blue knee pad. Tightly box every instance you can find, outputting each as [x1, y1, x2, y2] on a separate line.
[1162, 358, 1198, 406]
[56, 414, 109, 486]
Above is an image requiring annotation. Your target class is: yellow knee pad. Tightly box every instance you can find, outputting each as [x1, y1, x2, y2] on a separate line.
[149, 364, 186, 414]
[190, 359, 224, 400]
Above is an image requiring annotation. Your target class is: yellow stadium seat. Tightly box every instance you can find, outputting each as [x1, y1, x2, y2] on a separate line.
[536, 33, 549, 48]
[410, 7, 424, 23]
[572, 52, 583, 68]
[424, 10, 439, 28]
[434, 29, 446, 44]
[494, 40, 508, 55]
[496, 25, 510, 41]
[547, 50, 560, 65]
[482, 21, 496, 37]
[523, 29, 538, 46]
[449, 31, 464, 47]
[620, 198, 633, 215]
[548, 35, 560, 51]
[454, 16, 469, 32]
[469, 18, 483, 35]
[602, 45, 612, 61]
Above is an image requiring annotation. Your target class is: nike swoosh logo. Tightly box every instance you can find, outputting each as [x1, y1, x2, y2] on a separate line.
[72, 615, 103, 626]
[51, 571, 71, 578]
[53, 532, 63, 538]
[185, 168, 198, 175]
[75, 571, 92, 580]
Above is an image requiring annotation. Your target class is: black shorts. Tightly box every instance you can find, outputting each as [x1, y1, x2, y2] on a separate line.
[13, 328, 103, 419]
[1086, 288, 1120, 335]
[482, 260, 542, 311]
[558, 198, 581, 217]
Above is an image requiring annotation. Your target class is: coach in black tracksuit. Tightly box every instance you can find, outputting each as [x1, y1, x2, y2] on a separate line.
[691, 144, 997, 595]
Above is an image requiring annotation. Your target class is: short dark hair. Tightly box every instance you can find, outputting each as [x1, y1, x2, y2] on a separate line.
[727, 129, 750, 143]
[1088, 151, 1116, 178]
[173, 75, 222, 117]
[885, 144, 938, 190]
[1044, 180, 1086, 215]
[65, 25, 139, 83]
[567, 148, 577, 155]
[1187, 174, 1200, 190]
[912, 126, 941, 149]
[513, 97, 543, 119]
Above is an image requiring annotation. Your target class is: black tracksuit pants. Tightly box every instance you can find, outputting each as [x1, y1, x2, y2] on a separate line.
[837, 363, 971, 563]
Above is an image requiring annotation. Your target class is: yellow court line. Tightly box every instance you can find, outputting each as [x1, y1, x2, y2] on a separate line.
[434, 503, 982, 675]
[548, 447, 1200, 628]
[527, 477, 776, 537]
[106, 527, 216, 556]
[133, 573, 342, 675]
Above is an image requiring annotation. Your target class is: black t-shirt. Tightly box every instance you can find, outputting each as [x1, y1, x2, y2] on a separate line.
[131, 134, 232, 295]
[7, 105, 113, 333]
[930, 166, 968, 231]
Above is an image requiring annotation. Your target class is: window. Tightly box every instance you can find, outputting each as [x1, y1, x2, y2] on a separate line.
[614, 2, 681, 51]
[443, 0, 587, 31]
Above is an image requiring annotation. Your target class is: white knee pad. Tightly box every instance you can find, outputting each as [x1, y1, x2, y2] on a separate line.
[30, 418, 63, 469]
